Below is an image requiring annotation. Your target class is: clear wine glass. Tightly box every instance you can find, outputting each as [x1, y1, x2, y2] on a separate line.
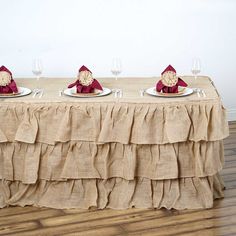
[111, 58, 122, 97]
[32, 59, 43, 97]
[111, 58, 122, 81]
[32, 59, 43, 81]
[191, 58, 201, 80]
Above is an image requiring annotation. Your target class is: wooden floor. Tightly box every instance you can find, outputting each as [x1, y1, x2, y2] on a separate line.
[0, 122, 236, 236]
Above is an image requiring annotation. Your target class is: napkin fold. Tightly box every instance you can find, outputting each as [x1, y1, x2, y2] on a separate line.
[68, 65, 103, 93]
[156, 65, 187, 93]
[0, 66, 18, 94]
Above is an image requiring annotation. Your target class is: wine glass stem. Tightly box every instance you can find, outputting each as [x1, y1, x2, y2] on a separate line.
[194, 75, 197, 80]
[115, 76, 118, 95]
[36, 76, 41, 90]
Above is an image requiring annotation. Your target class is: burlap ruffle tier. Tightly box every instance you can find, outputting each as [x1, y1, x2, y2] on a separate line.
[0, 141, 224, 183]
[0, 174, 224, 210]
[0, 102, 228, 145]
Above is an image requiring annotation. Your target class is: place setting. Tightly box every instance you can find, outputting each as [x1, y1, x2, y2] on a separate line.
[0, 65, 32, 98]
[63, 65, 112, 98]
[144, 62, 206, 98]
[0, 60, 45, 99]
[61, 58, 123, 99]
[145, 64, 193, 98]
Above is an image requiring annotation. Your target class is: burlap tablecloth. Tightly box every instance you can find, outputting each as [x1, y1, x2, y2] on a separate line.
[0, 76, 229, 209]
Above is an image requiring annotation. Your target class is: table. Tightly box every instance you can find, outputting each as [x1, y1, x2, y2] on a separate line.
[0, 76, 229, 209]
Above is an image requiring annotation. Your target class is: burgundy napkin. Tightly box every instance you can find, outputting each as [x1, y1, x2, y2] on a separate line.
[68, 65, 103, 93]
[0, 66, 18, 94]
[156, 65, 187, 93]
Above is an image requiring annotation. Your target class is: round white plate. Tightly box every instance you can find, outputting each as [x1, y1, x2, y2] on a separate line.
[63, 87, 112, 98]
[0, 87, 32, 98]
[145, 87, 193, 98]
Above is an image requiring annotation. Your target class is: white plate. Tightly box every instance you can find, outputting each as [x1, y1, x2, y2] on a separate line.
[63, 87, 112, 98]
[0, 87, 32, 98]
[145, 87, 193, 98]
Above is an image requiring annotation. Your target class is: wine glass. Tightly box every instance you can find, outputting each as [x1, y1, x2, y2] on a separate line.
[111, 58, 122, 81]
[32, 59, 43, 96]
[111, 58, 122, 97]
[32, 59, 43, 81]
[191, 58, 201, 80]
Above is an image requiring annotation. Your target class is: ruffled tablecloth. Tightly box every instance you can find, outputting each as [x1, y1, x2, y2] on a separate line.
[0, 76, 229, 209]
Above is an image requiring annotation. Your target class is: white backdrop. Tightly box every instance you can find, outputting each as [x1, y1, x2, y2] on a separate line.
[0, 0, 235, 116]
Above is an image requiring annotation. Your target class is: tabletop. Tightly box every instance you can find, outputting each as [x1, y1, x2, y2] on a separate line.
[0, 76, 221, 105]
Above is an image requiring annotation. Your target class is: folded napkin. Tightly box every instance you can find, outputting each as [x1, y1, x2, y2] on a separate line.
[0, 66, 18, 94]
[68, 65, 103, 93]
[156, 65, 187, 93]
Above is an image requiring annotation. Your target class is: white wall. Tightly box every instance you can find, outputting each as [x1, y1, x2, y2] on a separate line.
[0, 0, 236, 116]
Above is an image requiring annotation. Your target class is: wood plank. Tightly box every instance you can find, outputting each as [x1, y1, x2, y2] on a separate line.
[0, 209, 63, 226]
[224, 161, 236, 168]
[61, 226, 124, 236]
[121, 206, 236, 233]
[225, 188, 236, 196]
[0, 221, 39, 235]
[62, 207, 145, 215]
[224, 149, 236, 157]
[220, 167, 236, 176]
[40, 208, 166, 227]
[223, 143, 236, 149]
[225, 156, 236, 163]
[224, 135, 236, 140]
[179, 225, 236, 236]
[224, 181, 236, 189]
[228, 122, 236, 127]
[213, 196, 236, 208]
[0, 206, 47, 217]
[229, 130, 236, 134]
[224, 135, 236, 144]
[123, 215, 236, 236]
[223, 174, 236, 183]
[223, 147, 236, 153]
[36, 206, 236, 235]
[62, 208, 95, 214]
[11, 224, 125, 236]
